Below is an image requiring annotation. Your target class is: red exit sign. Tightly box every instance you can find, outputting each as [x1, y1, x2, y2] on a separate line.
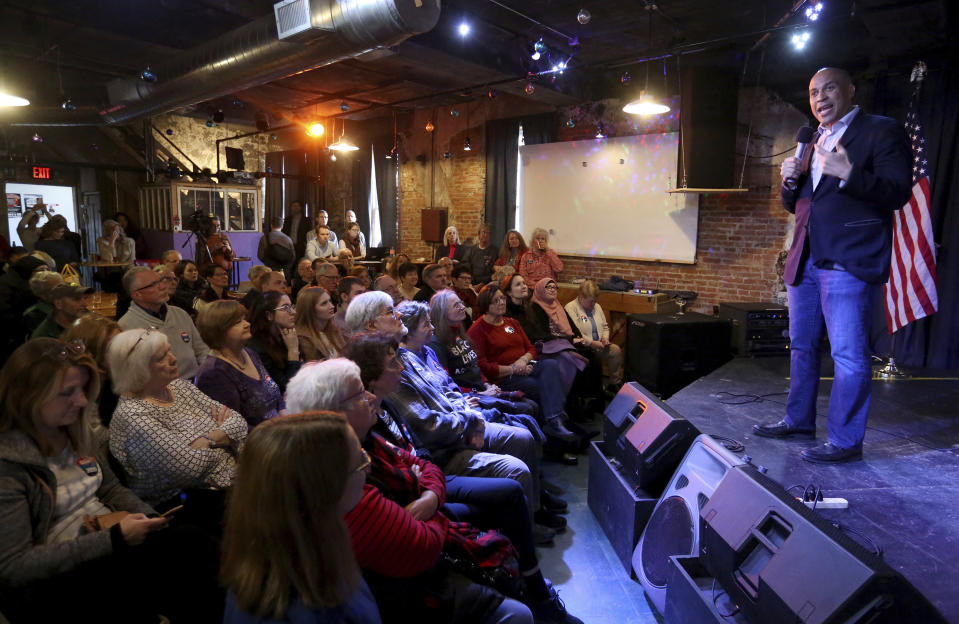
[32, 166, 51, 179]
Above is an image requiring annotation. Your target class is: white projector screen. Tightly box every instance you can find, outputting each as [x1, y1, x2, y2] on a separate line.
[517, 132, 699, 263]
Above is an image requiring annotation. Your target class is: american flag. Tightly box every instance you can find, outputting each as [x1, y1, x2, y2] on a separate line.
[884, 62, 938, 333]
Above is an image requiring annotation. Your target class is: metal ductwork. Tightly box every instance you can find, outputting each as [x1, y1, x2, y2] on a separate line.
[7, 0, 441, 126]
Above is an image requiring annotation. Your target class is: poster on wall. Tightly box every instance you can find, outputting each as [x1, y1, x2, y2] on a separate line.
[23, 194, 46, 211]
[6, 193, 22, 216]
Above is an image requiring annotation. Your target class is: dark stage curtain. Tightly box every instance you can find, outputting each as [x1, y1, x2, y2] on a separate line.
[484, 113, 555, 244]
[351, 137, 398, 250]
[265, 149, 324, 230]
[871, 62, 959, 370]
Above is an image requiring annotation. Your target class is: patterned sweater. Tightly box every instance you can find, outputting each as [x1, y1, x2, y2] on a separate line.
[109, 378, 247, 505]
[194, 349, 285, 430]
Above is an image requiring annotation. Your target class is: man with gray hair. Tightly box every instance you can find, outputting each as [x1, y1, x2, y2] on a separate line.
[31, 283, 93, 339]
[345, 291, 406, 339]
[118, 265, 209, 379]
[373, 274, 403, 306]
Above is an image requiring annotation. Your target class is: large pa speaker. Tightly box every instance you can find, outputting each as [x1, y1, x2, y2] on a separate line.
[614, 385, 700, 492]
[421, 208, 448, 243]
[632, 434, 745, 615]
[603, 382, 651, 446]
[626, 312, 731, 398]
[700, 465, 947, 624]
[679, 67, 738, 189]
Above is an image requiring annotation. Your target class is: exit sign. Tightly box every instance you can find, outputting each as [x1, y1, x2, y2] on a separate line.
[32, 166, 51, 179]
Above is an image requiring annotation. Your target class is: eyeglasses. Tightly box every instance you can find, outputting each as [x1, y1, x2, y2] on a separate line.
[341, 388, 372, 409]
[544, 283, 558, 291]
[43, 339, 86, 361]
[352, 449, 372, 474]
[135, 278, 166, 293]
[274, 304, 296, 314]
[126, 327, 158, 357]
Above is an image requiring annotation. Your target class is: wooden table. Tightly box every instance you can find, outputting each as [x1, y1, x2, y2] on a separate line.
[556, 283, 679, 346]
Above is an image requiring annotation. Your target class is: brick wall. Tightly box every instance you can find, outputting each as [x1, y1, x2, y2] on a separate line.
[398, 87, 807, 313]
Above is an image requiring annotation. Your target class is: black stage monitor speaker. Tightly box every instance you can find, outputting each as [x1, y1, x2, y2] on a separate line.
[615, 385, 700, 492]
[679, 67, 738, 189]
[603, 382, 652, 446]
[632, 434, 745, 614]
[626, 312, 731, 398]
[700, 466, 947, 624]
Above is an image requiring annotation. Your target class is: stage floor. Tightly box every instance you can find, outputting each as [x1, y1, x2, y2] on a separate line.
[665, 355, 959, 622]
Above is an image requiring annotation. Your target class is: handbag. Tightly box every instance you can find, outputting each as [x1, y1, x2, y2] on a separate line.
[61, 263, 81, 286]
[82, 510, 129, 532]
[442, 521, 524, 599]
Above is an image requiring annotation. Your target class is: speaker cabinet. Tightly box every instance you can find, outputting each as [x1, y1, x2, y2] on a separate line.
[626, 312, 731, 398]
[603, 382, 650, 446]
[633, 434, 744, 614]
[679, 67, 738, 189]
[421, 208, 447, 243]
[615, 384, 700, 493]
[700, 466, 947, 624]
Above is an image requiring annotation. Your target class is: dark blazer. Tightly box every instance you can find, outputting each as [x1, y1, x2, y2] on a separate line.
[282, 215, 313, 261]
[433, 244, 472, 265]
[783, 111, 911, 286]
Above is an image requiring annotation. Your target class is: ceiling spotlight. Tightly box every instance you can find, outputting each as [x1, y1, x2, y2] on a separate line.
[805, 1, 824, 21]
[60, 98, 76, 112]
[464, 137, 471, 151]
[595, 126, 605, 139]
[577, 8, 591, 24]
[340, 102, 350, 112]
[212, 109, 225, 124]
[524, 82, 535, 95]
[791, 31, 812, 50]
[425, 120, 435, 132]
[623, 93, 671, 115]
[307, 122, 325, 137]
[458, 22, 470, 36]
[0, 90, 30, 107]
[330, 152, 337, 162]
[139, 66, 157, 83]
[32, 132, 43, 143]
[531, 38, 546, 60]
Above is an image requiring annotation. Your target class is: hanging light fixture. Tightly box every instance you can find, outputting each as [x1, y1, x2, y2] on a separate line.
[329, 118, 358, 152]
[623, 13, 671, 116]
[0, 54, 29, 107]
[386, 110, 397, 159]
[463, 102, 471, 151]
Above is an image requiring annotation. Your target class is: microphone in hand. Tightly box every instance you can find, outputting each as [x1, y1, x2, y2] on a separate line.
[785, 126, 815, 190]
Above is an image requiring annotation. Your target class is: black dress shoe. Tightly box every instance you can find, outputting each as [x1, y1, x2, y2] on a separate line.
[752, 420, 816, 440]
[540, 489, 568, 514]
[801, 442, 862, 464]
[534, 509, 567, 531]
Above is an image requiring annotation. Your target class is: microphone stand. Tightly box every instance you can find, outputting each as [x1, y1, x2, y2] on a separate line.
[874, 331, 909, 379]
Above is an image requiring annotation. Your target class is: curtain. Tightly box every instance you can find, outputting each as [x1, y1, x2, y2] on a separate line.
[351, 136, 398, 249]
[870, 62, 959, 369]
[265, 149, 324, 231]
[264, 151, 284, 232]
[483, 113, 555, 245]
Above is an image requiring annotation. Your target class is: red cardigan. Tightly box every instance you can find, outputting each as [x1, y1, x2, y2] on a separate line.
[466, 316, 536, 382]
[344, 435, 448, 578]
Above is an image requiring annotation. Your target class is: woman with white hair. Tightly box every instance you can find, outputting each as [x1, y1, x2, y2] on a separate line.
[434, 225, 471, 265]
[107, 328, 246, 531]
[344, 290, 406, 339]
[96, 219, 136, 263]
[518, 227, 563, 284]
[285, 359, 540, 624]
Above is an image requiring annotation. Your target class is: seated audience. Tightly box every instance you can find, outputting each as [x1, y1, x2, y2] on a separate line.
[394, 301, 562, 530]
[565, 280, 623, 391]
[412, 263, 448, 303]
[118, 266, 209, 380]
[23, 270, 64, 336]
[339, 222, 366, 260]
[161, 249, 182, 273]
[315, 260, 341, 293]
[221, 411, 380, 624]
[0, 255, 48, 357]
[345, 291, 406, 339]
[491, 262, 515, 285]
[337, 248, 355, 273]
[291, 258, 315, 302]
[32, 284, 94, 339]
[240, 265, 270, 306]
[373, 274, 403, 305]
[62, 315, 122, 426]
[450, 265, 478, 319]
[241, 268, 285, 309]
[284, 360, 537, 624]
[108, 328, 245, 523]
[97, 219, 136, 263]
[198, 263, 232, 304]
[342, 333, 581, 612]
[502, 273, 530, 320]
[0, 338, 223, 623]
[171, 259, 204, 317]
[195, 301, 285, 429]
[434, 225, 472, 265]
[384, 253, 411, 280]
[468, 284, 579, 445]
[334, 276, 367, 339]
[397, 262, 420, 301]
[295, 286, 345, 361]
[494, 229, 527, 270]
[247, 290, 301, 393]
[518, 228, 563, 284]
[306, 223, 338, 260]
[348, 264, 371, 289]
[469, 223, 498, 285]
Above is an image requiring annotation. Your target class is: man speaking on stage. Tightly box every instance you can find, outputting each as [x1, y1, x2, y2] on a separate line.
[753, 67, 912, 464]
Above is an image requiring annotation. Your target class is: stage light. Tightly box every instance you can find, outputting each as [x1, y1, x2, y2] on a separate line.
[623, 92, 671, 116]
[329, 138, 358, 151]
[458, 22, 470, 36]
[139, 67, 157, 83]
[805, 2, 824, 21]
[791, 31, 811, 50]
[524, 82, 535, 95]
[60, 99, 76, 112]
[577, 8, 591, 25]
[0, 90, 30, 106]
[340, 102, 350, 112]
[330, 152, 337, 162]
[532, 38, 546, 60]
[307, 122, 325, 137]
[464, 137, 471, 151]
[32, 132, 42, 143]
[425, 120, 435, 132]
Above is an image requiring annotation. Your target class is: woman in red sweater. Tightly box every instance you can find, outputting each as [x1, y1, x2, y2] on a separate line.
[468, 284, 577, 444]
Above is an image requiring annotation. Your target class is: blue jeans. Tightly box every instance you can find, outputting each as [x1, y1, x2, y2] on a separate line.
[786, 258, 877, 449]
[498, 358, 569, 420]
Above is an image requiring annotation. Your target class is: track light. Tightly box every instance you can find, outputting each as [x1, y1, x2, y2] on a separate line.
[464, 137, 471, 151]
[307, 122, 325, 137]
[791, 31, 812, 50]
[805, 2, 824, 21]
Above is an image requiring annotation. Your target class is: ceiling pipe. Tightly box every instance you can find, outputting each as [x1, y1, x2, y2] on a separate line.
[4, 0, 440, 126]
